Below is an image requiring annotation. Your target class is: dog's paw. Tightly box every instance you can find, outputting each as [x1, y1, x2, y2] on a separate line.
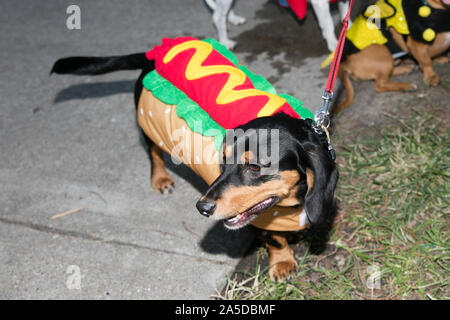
[229, 12, 246, 26]
[152, 176, 175, 195]
[221, 38, 237, 50]
[268, 259, 298, 282]
[424, 73, 440, 86]
[404, 83, 417, 91]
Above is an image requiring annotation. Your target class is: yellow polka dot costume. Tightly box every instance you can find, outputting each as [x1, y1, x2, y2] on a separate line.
[342, 0, 450, 57]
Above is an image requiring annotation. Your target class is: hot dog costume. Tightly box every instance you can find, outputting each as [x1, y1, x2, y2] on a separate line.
[138, 37, 313, 231]
[342, 0, 450, 59]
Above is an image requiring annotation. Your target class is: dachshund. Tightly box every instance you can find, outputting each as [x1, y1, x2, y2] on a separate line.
[51, 40, 338, 281]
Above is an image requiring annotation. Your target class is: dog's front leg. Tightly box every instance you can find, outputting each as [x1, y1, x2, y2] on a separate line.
[407, 37, 439, 86]
[310, 0, 338, 51]
[213, 0, 236, 49]
[266, 232, 298, 281]
[337, 0, 351, 28]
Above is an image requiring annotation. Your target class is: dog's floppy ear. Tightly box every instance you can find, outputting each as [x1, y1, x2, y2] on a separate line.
[296, 133, 338, 225]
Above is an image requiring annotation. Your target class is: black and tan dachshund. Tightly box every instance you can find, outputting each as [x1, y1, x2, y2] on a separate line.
[51, 51, 338, 281]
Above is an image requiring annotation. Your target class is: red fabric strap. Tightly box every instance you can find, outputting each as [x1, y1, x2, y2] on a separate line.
[325, 0, 354, 95]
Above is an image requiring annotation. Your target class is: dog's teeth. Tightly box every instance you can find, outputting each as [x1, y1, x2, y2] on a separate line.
[227, 213, 241, 223]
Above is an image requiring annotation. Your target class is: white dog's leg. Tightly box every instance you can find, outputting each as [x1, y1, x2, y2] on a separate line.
[338, 0, 351, 28]
[205, 0, 244, 24]
[229, 9, 246, 26]
[208, 0, 236, 49]
[204, 0, 216, 10]
[310, 0, 338, 51]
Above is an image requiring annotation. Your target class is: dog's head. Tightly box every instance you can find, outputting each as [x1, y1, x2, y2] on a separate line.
[196, 114, 338, 230]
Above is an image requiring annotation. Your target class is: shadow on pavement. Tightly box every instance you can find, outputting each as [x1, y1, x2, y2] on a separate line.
[200, 222, 257, 258]
[53, 80, 135, 103]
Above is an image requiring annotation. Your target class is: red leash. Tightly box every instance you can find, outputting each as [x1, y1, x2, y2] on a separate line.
[325, 0, 354, 95]
[313, 0, 354, 160]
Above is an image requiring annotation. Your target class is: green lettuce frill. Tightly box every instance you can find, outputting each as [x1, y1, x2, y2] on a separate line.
[142, 38, 313, 151]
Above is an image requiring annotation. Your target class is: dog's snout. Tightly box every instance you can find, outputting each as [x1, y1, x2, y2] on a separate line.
[196, 199, 216, 217]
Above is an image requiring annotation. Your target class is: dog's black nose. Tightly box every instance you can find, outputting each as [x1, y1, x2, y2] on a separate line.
[196, 200, 216, 217]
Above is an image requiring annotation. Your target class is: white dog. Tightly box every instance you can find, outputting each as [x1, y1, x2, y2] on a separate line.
[205, 0, 350, 51]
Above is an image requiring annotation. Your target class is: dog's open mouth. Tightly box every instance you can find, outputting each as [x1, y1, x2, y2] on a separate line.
[223, 196, 280, 229]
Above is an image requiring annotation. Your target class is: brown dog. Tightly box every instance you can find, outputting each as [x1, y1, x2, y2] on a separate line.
[334, 0, 450, 113]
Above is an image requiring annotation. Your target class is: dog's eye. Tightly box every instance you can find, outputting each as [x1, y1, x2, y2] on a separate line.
[248, 164, 261, 172]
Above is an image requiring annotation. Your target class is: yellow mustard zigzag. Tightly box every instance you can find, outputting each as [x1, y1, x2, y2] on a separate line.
[163, 40, 286, 118]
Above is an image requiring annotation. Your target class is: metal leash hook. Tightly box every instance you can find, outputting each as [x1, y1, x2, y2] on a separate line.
[313, 90, 336, 160]
[314, 90, 333, 130]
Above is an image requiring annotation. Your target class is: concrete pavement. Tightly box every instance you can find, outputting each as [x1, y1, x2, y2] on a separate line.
[0, 0, 341, 299]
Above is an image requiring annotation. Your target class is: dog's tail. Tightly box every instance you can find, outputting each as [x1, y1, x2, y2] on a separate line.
[50, 53, 153, 75]
[334, 67, 354, 113]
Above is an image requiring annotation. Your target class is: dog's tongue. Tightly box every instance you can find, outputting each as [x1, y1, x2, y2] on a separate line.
[443, 0, 450, 5]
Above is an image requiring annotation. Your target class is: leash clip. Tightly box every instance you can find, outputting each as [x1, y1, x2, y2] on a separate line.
[313, 90, 333, 132]
[313, 90, 336, 160]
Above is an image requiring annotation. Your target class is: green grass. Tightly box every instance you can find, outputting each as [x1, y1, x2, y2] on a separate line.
[216, 104, 449, 300]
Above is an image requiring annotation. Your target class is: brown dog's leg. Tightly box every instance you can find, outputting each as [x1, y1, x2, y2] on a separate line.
[407, 37, 439, 86]
[390, 28, 408, 52]
[369, 46, 416, 92]
[146, 137, 175, 195]
[433, 56, 449, 64]
[391, 64, 415, 76]
[374, 74, 416, 92]
[266, 233, 297, 281]
[407, 31, 450, 86]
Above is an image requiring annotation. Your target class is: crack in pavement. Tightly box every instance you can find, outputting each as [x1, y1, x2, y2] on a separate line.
[0, 216, 232, 266]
